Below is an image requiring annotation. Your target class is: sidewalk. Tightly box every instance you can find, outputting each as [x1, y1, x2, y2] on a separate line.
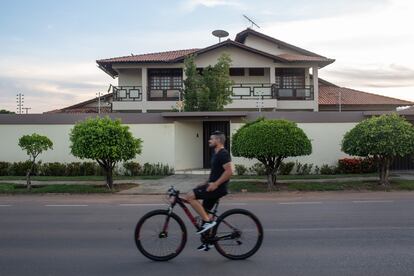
[1, 172, 413, 195]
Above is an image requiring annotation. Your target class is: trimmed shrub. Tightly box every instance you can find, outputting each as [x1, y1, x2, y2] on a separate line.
[0, 162, 11, 176]
[40, 162, 67, 176]
[320, 164, 337, 175]
[278, 161, 295, 175]
[249, 163, 267, 176]
[234, 164, 248, 176]
[337, 158, 376, 174]
[66, 162, 82, 176]
[9, 161, 40, 176]
[141, 163, 174, 176]
[295, 162, 314, 175]
[123, 162, 142, 176]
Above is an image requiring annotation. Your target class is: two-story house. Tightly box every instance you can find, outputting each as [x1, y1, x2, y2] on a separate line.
[96, 28, 336, 113]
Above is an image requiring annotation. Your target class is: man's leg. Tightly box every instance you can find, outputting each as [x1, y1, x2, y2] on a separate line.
[185, 191, 210, 222]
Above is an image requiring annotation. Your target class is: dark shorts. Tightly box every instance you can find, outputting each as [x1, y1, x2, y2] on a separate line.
[193, 183, 228, 211]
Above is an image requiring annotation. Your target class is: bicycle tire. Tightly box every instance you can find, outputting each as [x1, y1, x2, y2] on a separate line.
[134, 209, 187, 261]
[212, 208, 263, 260]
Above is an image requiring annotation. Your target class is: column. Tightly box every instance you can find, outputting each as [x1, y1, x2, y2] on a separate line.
[269, 66, 275, 84]
[312, 66, 319, 112]
[141, 67, 147, 113]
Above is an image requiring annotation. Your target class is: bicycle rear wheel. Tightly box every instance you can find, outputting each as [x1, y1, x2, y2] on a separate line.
[212, 208, 263, 260]
[134, 209, 187, 261]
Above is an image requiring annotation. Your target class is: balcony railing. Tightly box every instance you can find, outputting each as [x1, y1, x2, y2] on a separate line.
[113, 86, 142, 101]
[112, 84, 314, 102]
[147, 87, 182, 101]
[231, 83, 314, 100]
[231, 83, 273, 99]
[273, 85, 314, 100]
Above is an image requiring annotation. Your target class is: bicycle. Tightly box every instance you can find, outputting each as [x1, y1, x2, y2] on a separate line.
[134, 186, 264, 261]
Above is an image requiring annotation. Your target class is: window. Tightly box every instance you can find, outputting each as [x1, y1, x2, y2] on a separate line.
[275, 68, 305, 88]
[248, 68, 264, 76]
[229, 68, 245, 76]
[149, 69, 183, 90]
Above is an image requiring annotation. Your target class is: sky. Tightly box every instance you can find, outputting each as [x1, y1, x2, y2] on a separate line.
[0, 0, 413, 113]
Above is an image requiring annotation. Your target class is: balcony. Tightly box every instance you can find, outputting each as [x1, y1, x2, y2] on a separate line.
[113, 86, 142, 101]
[147, 87, 182, 101]
[231, 83, 314, 101]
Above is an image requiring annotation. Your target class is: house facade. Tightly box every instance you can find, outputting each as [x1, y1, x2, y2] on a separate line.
[97, 28, 336, 113]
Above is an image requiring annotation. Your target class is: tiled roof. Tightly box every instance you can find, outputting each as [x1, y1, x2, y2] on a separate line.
[46, 107, 112, 114]
[97, 49, 199, 64]
[319, 86, 413, 106]
[278, 53, 334, 63]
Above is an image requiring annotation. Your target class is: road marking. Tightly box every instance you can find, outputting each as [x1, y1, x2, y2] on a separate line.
[265, 226, 414, 232]
[279, 201, 322, 205]
[0, 204, 12, 207]
[45, 204, 88, 207]
[119, 203, 165, 206]
[352, 200, 394, 204]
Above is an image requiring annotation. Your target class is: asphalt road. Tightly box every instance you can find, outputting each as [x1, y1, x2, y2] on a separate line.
[1, 192, 414, 276]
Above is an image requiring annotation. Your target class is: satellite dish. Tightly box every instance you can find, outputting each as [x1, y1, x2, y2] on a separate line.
[212, 30, 229, 42]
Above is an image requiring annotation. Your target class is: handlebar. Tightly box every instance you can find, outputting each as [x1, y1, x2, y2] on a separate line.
[167, 186, 179, 197]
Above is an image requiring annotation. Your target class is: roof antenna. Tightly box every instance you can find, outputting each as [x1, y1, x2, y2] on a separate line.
[243, 14, 260, 29]
[212, 30, 229, 42]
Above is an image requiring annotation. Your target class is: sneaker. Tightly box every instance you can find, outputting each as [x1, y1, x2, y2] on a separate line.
[197, 243, 210, 251]
[196, 221, 217, 234]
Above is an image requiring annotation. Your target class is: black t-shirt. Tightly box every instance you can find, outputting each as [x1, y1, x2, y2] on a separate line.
[208, 148, 231, 190]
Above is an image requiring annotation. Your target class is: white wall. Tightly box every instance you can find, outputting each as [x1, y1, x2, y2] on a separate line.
[0, 124, 176, 167]
[174, 121, 203, 170]
[194, 46, 274, 68]
[118, 68, 142, 86]
[243, 35, 305, 56]
[230, 122, 356, 168]
[0, 121, 357, 171]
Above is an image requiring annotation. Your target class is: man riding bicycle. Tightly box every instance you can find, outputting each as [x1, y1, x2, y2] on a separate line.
[185, 130, 233, 250]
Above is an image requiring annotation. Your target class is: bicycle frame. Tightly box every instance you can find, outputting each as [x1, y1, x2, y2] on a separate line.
[162, 186, 239, 242]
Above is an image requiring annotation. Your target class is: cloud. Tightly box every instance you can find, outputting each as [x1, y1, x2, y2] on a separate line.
[0, 58, 114, 113]
[180, 0, 244, 12]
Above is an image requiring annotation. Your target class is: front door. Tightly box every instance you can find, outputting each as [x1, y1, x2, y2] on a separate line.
[203, 121, 230, 169]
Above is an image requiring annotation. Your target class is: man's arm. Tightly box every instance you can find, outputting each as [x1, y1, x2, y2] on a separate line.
[207, 162, 233, 192]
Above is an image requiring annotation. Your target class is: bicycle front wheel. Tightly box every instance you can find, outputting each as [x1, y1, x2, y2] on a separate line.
[213, 208, 263, 260]
[134, 209, 187, 261]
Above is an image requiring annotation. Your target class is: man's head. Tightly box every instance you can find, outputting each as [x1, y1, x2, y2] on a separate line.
[208, 130, 226, 148]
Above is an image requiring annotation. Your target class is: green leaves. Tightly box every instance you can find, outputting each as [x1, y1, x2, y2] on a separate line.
[342, 114, 414, 158]
[69, 116, 143, 163]
[232, 118, 312, 159]
[182, 53, 233, 111]
[18, 133, 53, 158]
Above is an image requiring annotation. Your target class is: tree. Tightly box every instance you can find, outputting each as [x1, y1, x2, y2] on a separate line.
[18, 134, 53, 190]
[232, 118, 312, 190]
[70, 117, 143, 189]
[342, 114, 414, 187]
[182, 53, 233, 111]
[0, 109, 15, 114]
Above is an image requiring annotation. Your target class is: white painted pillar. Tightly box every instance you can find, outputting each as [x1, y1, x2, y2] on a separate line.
[312, 66, 319, 112]
[269, 66, 275, 84]
[305, 68, 310, 86]
[141, 67, 147, 113]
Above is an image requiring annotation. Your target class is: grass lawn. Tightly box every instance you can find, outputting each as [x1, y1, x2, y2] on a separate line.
[0, 183, 136, 194]
[232, 173, 379, 180]
[0, 175, 165, 181]
[229, 179, 414, 193]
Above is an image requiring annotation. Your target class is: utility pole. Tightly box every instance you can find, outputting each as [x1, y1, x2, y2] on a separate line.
[16, 93, 24, 114]
[338, 90, 342, 112]
[96, 92, 103, 114]
[22, 107, 31, 114]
